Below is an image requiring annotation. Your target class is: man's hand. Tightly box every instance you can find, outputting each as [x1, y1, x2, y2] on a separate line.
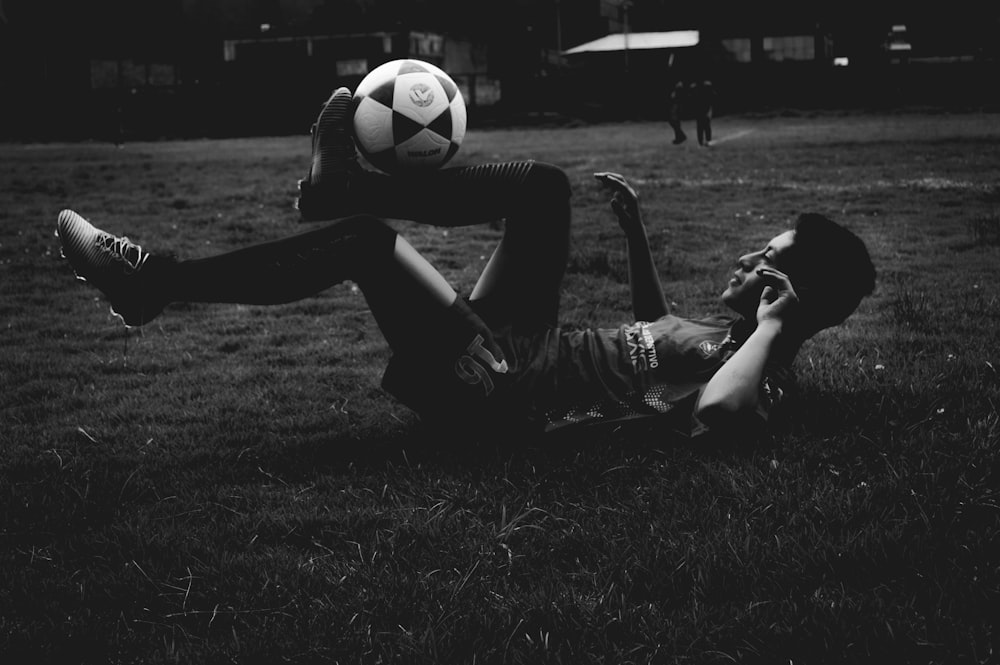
[594, 171, 668, 321]
[594, 172, 642, 233]
[755, 266, 799, 328]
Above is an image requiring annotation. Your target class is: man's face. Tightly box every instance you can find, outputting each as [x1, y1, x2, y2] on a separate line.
[721, 230, 797, 317]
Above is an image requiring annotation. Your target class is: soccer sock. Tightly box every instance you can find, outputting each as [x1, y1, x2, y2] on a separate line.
[300, 160, 572, 228]
[352, 160, 571, 227]
[160, 215, 397, 305]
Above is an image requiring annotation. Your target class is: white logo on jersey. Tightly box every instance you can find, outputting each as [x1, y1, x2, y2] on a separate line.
[624, 322, 659, 371]
[698, 340, 720, 357]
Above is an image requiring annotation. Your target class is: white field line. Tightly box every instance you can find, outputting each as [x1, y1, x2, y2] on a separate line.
[629, 175, 996, 193]
[708, 129, 755, 145]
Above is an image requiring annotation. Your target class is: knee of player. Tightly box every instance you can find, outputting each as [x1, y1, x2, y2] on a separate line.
[525, 162, 572, 202]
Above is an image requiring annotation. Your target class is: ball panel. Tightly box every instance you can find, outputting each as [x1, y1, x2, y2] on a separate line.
[353, 96, 395, 153]
[394, 129, 451, 169]
[392, 110, 425, 143]
[366, 79, 396, 110]
[392, 72, 449, 126]
[449, 95, 467, 146]
[355, 60, 400, 97]
[397, 59, 431, 76]
[426, 108, 452, 142]
[434, 75, 459, 102]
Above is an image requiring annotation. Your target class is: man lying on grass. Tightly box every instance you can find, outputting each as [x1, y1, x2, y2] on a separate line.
[56, 87, 875, 447]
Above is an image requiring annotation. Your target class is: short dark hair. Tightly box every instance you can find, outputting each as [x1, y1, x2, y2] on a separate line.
[781, 213, 876, 334]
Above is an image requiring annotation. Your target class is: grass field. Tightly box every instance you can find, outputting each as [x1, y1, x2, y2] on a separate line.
[2, 110, 1000, 664]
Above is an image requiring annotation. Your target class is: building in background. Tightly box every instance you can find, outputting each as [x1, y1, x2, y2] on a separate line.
[0, 0, 997, 140]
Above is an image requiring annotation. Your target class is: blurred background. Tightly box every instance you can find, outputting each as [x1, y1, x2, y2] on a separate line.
[1, 0, 997, 141]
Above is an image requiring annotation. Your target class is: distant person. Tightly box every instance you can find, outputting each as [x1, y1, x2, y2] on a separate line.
[689, 78, 716, 146]
[56, 87, 875, 447]
[667, 79, 687, 145]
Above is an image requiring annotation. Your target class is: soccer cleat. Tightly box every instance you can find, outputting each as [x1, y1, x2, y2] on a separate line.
[56, 209, 166, 326]
[297, 87, 363, 220]
[308, 86, 358, 188]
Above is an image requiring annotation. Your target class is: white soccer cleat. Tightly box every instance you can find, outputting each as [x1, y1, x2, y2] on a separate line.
[56, 209, 164, 326]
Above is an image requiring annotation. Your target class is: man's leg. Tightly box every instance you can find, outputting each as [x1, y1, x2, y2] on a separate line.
[333, 160, 572, 327]
[356, 165, 573, 330]
[318, 161, 572, 330]
[158, 214, 511, 409]
[57, 209, 510, 416]
[160, 215, 415, 306]
[313, 162, 572, 331]
[58, 210, 463, 343]
[57, 210, 417, 319]
[466, 162, 571, 330]
[668, 109, 687, 144]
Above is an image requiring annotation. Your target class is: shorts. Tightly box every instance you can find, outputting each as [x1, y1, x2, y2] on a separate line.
[379, 298, 533, 431]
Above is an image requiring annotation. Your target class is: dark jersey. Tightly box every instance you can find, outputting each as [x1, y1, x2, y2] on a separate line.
[688, 80, 715, 115]
[381, 312, 792, 438]
[502, 314, 790, 435]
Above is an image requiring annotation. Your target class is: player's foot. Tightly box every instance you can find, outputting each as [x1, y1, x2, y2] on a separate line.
[297, 87, 361, 220]
[56, 209, 167, 327]
[672, 133, 687, 145]
[308, 86, 358, 188]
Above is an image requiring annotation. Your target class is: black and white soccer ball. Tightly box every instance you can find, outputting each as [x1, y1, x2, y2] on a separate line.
[352, 59, 467, 173]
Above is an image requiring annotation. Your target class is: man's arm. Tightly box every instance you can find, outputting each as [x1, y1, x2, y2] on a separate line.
[695, 267, 799, 425]
[594, 172, 669, 322]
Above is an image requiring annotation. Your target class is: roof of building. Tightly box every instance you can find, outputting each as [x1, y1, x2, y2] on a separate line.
[563, 31, 700, 55]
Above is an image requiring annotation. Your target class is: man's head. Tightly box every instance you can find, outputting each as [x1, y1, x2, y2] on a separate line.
[721, 214, 876, 336]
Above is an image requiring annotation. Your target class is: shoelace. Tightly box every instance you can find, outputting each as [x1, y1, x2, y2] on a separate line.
[97, 233, 148, 274]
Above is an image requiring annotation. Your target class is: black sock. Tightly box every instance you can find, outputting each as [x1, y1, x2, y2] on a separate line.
[299, 160, 571, 228]
[161, 215, 396, 305]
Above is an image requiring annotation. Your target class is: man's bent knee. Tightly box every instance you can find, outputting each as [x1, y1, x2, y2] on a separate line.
[524, 162, 572, 203]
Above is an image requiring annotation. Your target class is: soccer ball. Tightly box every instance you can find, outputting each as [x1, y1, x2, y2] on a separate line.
[352, 59, 467, 173]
